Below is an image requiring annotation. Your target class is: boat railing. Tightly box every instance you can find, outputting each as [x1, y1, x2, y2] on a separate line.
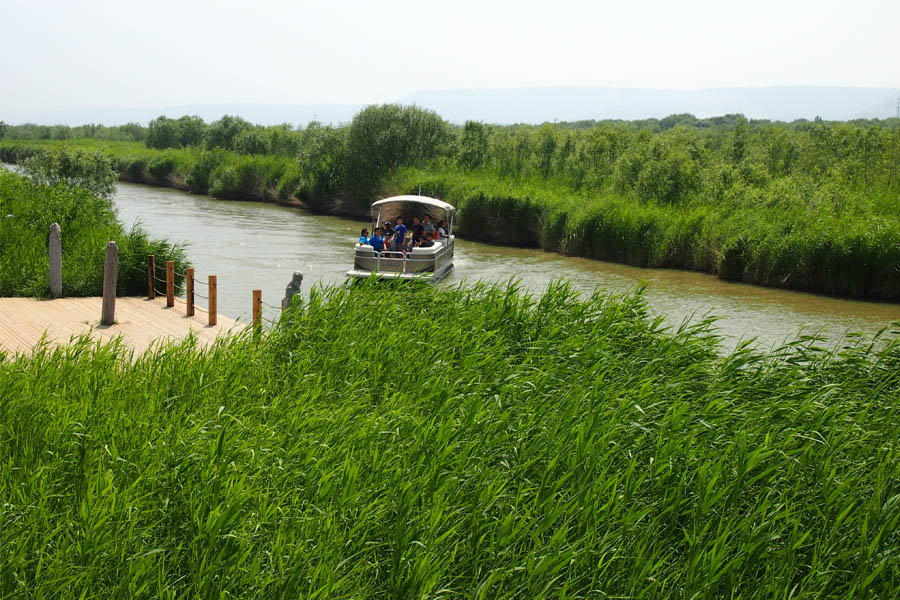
[358, 238, 454, 274]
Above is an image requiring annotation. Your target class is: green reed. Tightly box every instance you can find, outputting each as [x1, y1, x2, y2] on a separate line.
[2, 279, 898, 598]
[0, 170, 186, 297]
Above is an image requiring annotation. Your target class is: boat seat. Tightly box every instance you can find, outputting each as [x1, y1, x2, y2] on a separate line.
[411, 241, 442, 255]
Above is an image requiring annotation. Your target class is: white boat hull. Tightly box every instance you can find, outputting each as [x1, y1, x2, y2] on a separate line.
[347, 238, 455, 283]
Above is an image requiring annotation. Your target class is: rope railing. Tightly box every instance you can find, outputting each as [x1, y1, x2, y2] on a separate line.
[147, 254, 217, 326]
[148, 255, 300, 333]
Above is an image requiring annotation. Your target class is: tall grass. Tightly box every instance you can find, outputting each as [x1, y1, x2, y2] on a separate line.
[0, 170, 186, 296]
[2, 280, 899, 598]
[390, 167, 900, 300]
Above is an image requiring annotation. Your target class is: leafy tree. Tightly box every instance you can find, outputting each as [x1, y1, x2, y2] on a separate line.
[175, 115, 207, 147]
[458, 121, 489, 169]
[205, 115, 252, 151]
[233, 128, 268, 155]
[536, 123, 558, 180]
[146, 116, 180, 149]
[344, 104, 451, 201]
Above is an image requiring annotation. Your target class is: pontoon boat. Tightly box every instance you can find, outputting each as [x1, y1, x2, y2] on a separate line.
[346, 195, 455, 281]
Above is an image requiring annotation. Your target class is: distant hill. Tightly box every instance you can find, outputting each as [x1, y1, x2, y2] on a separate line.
[2, 103, 363, 127]
[4, 87, 898, 126]
[398, 86, 900, 124]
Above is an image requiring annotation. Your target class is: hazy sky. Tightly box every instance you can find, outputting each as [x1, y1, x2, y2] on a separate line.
[2, 0, 898, 114]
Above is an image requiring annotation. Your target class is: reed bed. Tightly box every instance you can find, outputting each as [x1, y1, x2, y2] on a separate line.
[2, 280, 899, 598]
[0, 170, 185, 297]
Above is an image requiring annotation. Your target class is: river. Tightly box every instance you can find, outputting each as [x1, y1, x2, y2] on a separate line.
[106, 181, 899, 351]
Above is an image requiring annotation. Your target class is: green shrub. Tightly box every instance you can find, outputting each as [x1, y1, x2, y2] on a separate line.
[21, 146, 118, 199]
[0, 170, 186, 297]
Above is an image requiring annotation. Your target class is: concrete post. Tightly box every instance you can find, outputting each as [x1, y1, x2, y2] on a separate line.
[49, 223, 62, 298]
[283, 272, 303, 309]
[101, 241, 118, 326]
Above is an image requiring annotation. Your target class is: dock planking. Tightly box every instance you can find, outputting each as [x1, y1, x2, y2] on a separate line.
[0, 296, 244, 356]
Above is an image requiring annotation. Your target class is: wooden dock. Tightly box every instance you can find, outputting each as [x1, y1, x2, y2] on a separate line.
[0, 296, 244, 356]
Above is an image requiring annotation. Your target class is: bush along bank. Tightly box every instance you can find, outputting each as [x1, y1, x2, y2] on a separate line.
[1, 141, 304, 207]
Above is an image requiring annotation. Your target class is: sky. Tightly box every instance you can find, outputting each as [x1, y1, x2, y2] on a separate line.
[2, 0, 898, 116]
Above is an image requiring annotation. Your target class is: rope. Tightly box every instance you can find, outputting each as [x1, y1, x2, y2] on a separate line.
[260, 300, 282, 310]
[153, 286, 165, 297]
[152, 274, 168, 284]
[194, 292, 209, 300]
[193, 278, 208, 287]
[194, 305, 208, 313]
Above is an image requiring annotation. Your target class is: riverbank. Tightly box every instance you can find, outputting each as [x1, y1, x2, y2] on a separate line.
[3, 279, 899, 598]
[4, 131, 899, 301]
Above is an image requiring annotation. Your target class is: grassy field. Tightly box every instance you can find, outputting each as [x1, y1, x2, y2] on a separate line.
[2, 280, 899, 598]
[0, 169, 186, 297]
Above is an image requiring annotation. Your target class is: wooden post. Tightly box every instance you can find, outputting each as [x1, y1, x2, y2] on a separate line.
[208, 275, 217, 326]
[186, 267, 194, 316]
[49, 223, 62, 298]
[166, 261, 174, 307]
[101, 241, 118, 326]
[147, 255, 155, 299]
[253, 289, 262, 331]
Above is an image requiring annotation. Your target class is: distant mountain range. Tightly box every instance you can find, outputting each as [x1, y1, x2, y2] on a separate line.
[4, 86, 898, 126]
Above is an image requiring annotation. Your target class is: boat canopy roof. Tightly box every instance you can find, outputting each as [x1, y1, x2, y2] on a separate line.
[371, 195, 455, 213]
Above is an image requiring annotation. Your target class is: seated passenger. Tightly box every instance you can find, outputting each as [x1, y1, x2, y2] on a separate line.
[359, 228, 369, 244]
[418, 234, 435, 249]
[367, 228, 385, 252]
[437, 220, 448, 241]
[383, 221, 394, 237]
[412, 216, 425, 238]
[406, 230, 421, 252]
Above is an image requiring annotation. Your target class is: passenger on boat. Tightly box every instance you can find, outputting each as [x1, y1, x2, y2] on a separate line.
[418, 234, 435, 249]
[422, 215, 435, 238]
[367, 228, 385, 252]
[393, 217, 408, 251]
[437, 220, 448, 241]
[359, 229, 369, 244]
[405, 229, 420, 253]
[383, 221, 394, 237]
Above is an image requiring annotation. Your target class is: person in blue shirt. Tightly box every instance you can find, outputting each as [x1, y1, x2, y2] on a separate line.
[393, 217, 408, 251]
[359, 228, 369, 244]
[367, 228, 385, 252]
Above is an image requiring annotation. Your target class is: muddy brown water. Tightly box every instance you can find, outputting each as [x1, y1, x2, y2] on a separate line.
[103, 182, 899, 352]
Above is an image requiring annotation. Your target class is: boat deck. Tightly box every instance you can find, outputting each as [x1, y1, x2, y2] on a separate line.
[0, 296, 243, 357]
